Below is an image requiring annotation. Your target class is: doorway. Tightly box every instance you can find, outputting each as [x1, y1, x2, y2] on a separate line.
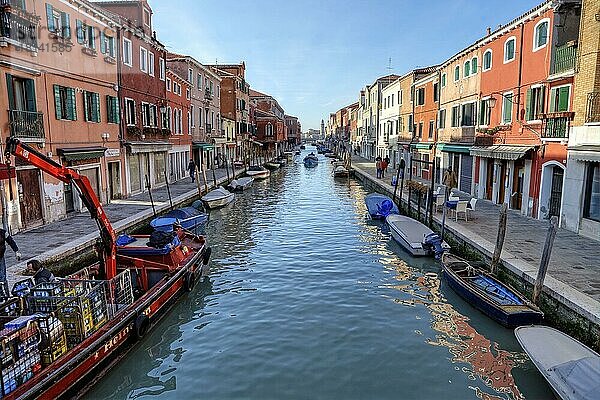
[108, 162, 121, 200]
[16, 169, 43, 227]
[485, 159, 494, 201]
[511, 160, 525, 210]
[549, 166, 564, 218]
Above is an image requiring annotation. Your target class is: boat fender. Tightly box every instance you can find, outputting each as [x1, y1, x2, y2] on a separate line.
[184, 271, 196, 292]
[134, 314, 149, 340]
[202, 246, 212, 266]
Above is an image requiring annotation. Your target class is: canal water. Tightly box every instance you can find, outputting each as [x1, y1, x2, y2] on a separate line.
[87, 147, 553, 400]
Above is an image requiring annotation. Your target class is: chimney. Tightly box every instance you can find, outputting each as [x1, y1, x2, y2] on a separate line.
[486, 27, 491, 35]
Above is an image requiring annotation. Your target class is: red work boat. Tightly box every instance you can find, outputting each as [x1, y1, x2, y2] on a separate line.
[1, 138, 211, 399]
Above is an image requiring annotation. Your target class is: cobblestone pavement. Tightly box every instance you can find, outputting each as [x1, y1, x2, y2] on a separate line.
[3, 167, 233, 276]
[351, 155, 600, 301]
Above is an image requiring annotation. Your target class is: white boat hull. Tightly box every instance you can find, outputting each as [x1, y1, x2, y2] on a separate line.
[386, 215, 449, 257]
[201, 187, 235, 209]
[246, 169, 270, 180]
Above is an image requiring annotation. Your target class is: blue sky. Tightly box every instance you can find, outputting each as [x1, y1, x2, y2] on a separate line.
[151, 0, 542, 130]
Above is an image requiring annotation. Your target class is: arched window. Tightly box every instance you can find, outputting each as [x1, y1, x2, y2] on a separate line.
[533, 19, 549, 51]
[454, 65, 460, 81]
[471, 57, 478, 74]
[483, 50, 492, 71]
[504, 37, 516, 63]
[464, 60, 471, 77]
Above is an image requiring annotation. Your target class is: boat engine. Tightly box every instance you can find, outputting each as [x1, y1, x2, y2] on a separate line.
[422, 233, 445, 259]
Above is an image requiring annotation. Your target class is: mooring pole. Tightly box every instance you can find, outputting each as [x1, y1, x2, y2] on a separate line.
[533, 216, 558, 304]
[440, 188, 448, 242]
[429, 159, 435, 227]
[490, 203, 508, 274]
[392, 159, 405, 206]
[231, 157, 236, 180]
[408, 157, 413, 214]
[145, 175, 156, 217]
[164, 170, 173, 210]
[195, 166, 204, 196]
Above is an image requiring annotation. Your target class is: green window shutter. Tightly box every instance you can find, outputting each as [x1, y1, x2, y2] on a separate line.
[558, 87, 569, 112]
[53, 85, 62, 119]
[90, 27, 96, 50]
[76, 20, 84, 44]
[94, 93, 100, 122]
[472, 58, 478, 73]
[549, 88, 557, 112]
[538, 86, 546, 115]
[106, 96, 112, 122]
[24, 79, 36, 111]
[46, 3, 54, 32]
[83, 92, 89, 121]
[100, 31, 106, 54]
[67, 87, 76, 120]
[525, 88, 532, 120]
[6, 74, 14, 110]
[62, 12, 70, 38]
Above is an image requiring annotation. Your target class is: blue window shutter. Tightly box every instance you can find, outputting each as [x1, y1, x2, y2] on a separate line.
[46, 3, 54, 32]
[68, 88, 76, 120]
[76, 20, 84, 44]
[94, 93, 100, 122]
[100, 31, 106, 54]
[90, 27, 96, 49]
[24, 79, 36, 111]
[83, 92, 89, 121]
[53, 85, 62, 119]
[61, 12, 70, 38]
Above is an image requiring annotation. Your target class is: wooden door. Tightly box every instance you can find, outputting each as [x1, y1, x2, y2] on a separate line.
[549, 166, 564, 217]
[17, 169, 43, 227]
[511, 161, 525, 210]
[498, 161, 507, 204]
[485, 160, 494, 201]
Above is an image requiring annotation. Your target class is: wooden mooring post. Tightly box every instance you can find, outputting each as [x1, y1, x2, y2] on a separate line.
[533, 216, 558, 304]
[490, 203, 508, 274]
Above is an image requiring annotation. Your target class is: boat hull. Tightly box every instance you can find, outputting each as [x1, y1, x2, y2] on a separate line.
[202, 193, 234, 209]
[8, 244, 209, 400]
[246, 169, 270, 180]
[442, 255, 543, 328]
[227, 177, 254, 192]
[265, 162, 280, 170]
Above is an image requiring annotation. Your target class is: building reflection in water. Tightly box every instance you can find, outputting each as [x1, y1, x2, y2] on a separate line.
[384, 259, 526, 400]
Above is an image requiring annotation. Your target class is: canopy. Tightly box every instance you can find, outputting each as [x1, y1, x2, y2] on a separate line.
[470, 145, 534, 160]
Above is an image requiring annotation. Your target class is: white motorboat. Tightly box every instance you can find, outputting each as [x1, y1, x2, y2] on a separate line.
[333, 165, 349, 177]
[201, 186, 234, 209]
[515, 325, 600, 400]
[386, 214, 449, 257]
[227, 177, 254, 192]
[246, 166, 270, 180]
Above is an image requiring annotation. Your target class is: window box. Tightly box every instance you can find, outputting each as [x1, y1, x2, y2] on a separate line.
[104, 55, 116, 64]
[81, 46, 97, 57]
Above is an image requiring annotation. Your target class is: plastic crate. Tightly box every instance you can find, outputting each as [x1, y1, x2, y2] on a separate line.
[36, 315, 67, 366]
[41, 334, 67, 366]
[31, 282, 63, 298]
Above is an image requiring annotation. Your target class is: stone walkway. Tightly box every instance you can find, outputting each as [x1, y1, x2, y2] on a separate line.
[4, 167, 234, 283]
[351, 155, 600, 303]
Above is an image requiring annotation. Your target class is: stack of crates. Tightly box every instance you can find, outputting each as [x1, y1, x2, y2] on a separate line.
[0, 316, 42, 396]
[36, 315, 67, 367]
[27, 282, 64, 313]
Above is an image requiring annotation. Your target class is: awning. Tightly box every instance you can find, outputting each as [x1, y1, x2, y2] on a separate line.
[192, 142, 214, 150]
[438, 143, 471, 154]
[410, 143, 434, 150]
[126, 142, 172, 154]
[249, 139, 263, 146]
[470, 145, 534, 160]
[568, 145, 600, 163]
[58, 147, 106, 161]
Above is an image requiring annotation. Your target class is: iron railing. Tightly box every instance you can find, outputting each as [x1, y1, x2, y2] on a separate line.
[0, 9, 37, 49]
[551, 43, 577, 75]
[586, 92, 600, 123]
[542, 116, 570, 139]
[9, 110, 45, 141]
[204, 88, 213, 100]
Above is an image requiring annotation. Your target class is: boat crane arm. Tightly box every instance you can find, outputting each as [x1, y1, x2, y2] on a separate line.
[4, 137, 117, 279]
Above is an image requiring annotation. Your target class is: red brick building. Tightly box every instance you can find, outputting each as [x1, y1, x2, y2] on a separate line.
[165, 70, 191, 182]
[285, 115, 301, 147]
[250, 89, 286, 153]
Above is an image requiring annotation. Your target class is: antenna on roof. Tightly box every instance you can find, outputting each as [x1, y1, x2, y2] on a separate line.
[387, 57, 392, 72]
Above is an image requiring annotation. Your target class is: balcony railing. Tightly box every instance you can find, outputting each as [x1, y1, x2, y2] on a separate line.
[586, 92, 600, 124]
[551, 42, 577, 75]
[204, 89, 213, 100]
[205, 124, 212, 132]
[0, 9, 38, 49]
[1, 0, 26, 9]
[541, 112, 574, 139]
[9, 110, 44, 141]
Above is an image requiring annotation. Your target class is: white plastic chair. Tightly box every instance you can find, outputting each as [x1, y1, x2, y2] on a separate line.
[467, 198, 477, 219]
[455, 200, 469, 221]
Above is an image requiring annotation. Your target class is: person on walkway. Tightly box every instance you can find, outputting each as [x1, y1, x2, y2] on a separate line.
[442, 166, 458, 198]
[27, 259, 55, 285]
[0, 228, 20, 297]
[382, 157, 390, 178]
[375, 156, 383, 179]
[188, 159, 196, 183]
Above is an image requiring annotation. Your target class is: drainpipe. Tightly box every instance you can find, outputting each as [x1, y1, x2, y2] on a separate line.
[516, 22, 524, 122]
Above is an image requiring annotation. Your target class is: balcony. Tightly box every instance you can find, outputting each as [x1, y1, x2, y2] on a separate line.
[550, 42, 577, 75]
[586, 92, 600, 124]
[541, 112, 574, 139]
[204, 88, 213, 101]
[0, 5, 38, 50]
[9, 110, 44, 142]
[205, 124, 212, 133]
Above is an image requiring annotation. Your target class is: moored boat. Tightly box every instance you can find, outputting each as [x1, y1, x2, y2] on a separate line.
[364, 193, 399, 219]
[265, 161, 280, 170]
[442, 253, 543, 328]
[303, 153, 319, 168]
[386, 214, 449, 257]
[201, 186, 235, 209]
[227, 176, 254, 192]
[333, 165, 349, 177]
[515, 325, 600, 400]
[246, 166, 270, 180]
[1, 138, 212, 399]
[150, 200, 208, 234]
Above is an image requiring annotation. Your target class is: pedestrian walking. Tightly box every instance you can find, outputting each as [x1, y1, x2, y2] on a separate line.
[187, 159, 196, 183]
[0, 228, 20, 297]
[382, 157, 390, 178]
[376, 156, 383, 179]
[442, 166, 458, 198]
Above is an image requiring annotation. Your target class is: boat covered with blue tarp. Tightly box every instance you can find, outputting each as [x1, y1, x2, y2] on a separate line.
[365, 193, 399, 219]
[442, 253, 543, 328]
[150, 201, 208, 234]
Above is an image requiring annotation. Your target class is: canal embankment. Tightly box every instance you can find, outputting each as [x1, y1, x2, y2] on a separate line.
[350, 157, 600, 352]
[6, 166, 247, 280]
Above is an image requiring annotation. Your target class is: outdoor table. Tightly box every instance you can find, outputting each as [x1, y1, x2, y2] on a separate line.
[445, 200, 459, 210]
